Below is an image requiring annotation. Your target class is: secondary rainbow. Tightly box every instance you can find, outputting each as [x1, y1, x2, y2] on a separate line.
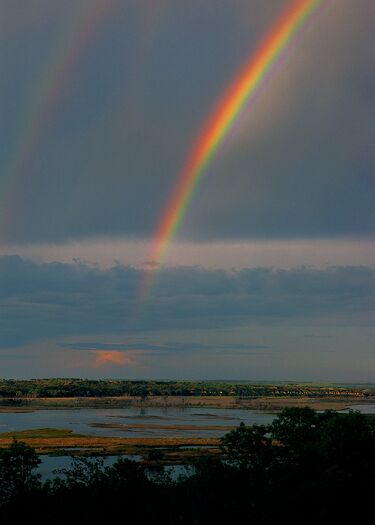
[1, 0, 117, 237]
[140, 0, 324, 302]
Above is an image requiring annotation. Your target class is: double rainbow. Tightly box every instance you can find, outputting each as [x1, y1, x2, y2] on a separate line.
[140, 0, 324, 302]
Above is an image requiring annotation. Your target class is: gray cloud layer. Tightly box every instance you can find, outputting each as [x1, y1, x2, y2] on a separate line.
[59, 341, 270, 356]
[1, 256, 373, 349]
[0, 1, 374, 243]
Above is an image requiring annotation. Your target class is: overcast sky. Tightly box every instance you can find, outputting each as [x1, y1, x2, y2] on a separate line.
[0, 0, 374, 380]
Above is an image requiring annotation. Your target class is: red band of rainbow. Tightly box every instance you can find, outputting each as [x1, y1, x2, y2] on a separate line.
[139, 0, 324, 302]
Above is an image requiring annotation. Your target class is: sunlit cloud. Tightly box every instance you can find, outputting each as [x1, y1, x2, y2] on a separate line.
[92, 349, 142, 368]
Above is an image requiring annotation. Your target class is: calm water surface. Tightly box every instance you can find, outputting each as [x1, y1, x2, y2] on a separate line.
[38, 455, 192, 480]
[344, 403, 375, 414]
[0, 406, 275, 438]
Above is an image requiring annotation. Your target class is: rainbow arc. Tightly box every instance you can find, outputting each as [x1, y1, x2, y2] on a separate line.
[139, 0, 324, 303]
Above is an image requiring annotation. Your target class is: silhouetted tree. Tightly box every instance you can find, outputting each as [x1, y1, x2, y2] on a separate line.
[221, 422, 273, 470]
[0, 440, 41, 505]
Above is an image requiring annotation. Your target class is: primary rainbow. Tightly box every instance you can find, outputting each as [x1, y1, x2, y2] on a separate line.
[140, 0, 324, 302]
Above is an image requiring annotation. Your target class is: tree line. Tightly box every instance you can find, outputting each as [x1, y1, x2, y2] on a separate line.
[0, 378, 366, 399]
[1, 408, 374, 523]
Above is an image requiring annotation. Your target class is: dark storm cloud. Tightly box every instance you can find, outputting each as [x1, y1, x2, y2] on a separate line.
[0, 1, 373, 243]
[0, 256, 373, 349]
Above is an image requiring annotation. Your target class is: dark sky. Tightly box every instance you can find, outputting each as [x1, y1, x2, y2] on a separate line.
[0, 0, 374, 379]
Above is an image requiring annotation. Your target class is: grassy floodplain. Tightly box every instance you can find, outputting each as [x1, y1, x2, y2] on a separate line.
[0, 427, 220, 464]
[0, 379, 373, 461]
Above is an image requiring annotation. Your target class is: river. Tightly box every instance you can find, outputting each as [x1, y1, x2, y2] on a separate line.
[0, 406, 275, 438]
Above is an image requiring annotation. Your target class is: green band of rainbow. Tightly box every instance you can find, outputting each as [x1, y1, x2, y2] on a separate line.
[140, 0, 324, 302]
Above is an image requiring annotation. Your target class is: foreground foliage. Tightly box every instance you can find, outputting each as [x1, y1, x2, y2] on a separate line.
[1, 408, 374, 524]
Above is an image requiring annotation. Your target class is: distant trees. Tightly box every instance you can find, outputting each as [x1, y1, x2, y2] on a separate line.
[0, 378, 365, 399]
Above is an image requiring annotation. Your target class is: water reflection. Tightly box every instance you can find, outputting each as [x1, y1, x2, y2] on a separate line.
[39, 454, 191, 481]
[0, 406, 275, 438]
